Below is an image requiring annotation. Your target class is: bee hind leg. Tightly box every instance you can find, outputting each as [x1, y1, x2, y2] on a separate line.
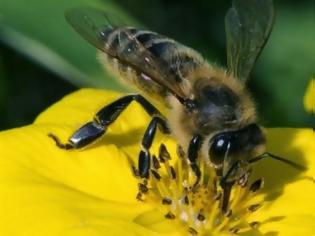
[48, 121, 106, 149]
[48, 133, 75, 150]
[48, 94, 163, 150]
[138, 117, 170, 178]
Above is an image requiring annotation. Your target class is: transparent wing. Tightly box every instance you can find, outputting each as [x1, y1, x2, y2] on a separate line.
[225, 0, 274, 82]
[65, 7, 126, 52]
[65, 7, 199, 102]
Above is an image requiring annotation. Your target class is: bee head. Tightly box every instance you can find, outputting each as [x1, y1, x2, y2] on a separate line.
[208, 123, 266, 183]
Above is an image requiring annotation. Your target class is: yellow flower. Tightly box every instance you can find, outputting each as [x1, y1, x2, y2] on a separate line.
[0, 89, 314, 236]
[304, 78, 315, 114]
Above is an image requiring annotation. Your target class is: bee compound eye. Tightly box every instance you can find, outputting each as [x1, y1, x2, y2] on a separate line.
[209, 135, 230, 166]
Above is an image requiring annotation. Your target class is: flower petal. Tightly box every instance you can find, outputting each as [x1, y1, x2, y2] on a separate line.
[247, 128, 315, 235]
[1, 89, 314, 235]
[0, 89, 181, 235]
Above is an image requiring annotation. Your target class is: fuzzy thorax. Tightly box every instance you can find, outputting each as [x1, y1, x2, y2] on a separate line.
[167, 65, 257, 151]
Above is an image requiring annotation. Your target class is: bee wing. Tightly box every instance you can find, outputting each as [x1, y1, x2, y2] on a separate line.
[65, 7, 116, 52]
[225, 0, 274, 82]
[65, 7, 192, 102]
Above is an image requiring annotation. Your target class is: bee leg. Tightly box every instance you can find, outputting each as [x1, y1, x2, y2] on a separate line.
[48, 121, 107, 149]
[48, 133, 75, 150]
[139, 117, 170, 178]
[49, 94, 163, 150]
[188, 134, 203, 188]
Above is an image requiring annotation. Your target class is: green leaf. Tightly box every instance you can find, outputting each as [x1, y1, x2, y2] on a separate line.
[0, 0, 138, 89]
[255, 3, 315, 127]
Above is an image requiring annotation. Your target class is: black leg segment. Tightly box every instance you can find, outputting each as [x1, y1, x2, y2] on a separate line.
[188, 134, 203, 187]
[138, 150, 151, 178]
[49, 94, 163, 150]
[138, 116, 170, 178]
[141, 117, 170, 150]
[48, 133, 74, 150]
[95, 94, 162, 126]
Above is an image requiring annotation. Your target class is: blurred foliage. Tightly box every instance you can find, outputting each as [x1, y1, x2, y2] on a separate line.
[0, 0, 314, 130]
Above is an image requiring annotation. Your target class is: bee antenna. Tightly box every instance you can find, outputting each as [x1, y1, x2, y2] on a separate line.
[249, 152, 306, 171]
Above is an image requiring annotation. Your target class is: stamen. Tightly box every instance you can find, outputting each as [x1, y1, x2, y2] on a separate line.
[238, 170, 252, 187]
[162, 197, 172, 205]
[247, 203, 261, 213]
[131, 165, 139, 177]
[249, 221, 260, 229]
[229, 227, 239, 234]
[213, 192, 222, 201]
[250, 178, 264, 192]
[197, 213, 206, 222]
[151, 169, 161, 180]
[159, 144, 171, 161]
[136, 192, 143, 201]
[131, 143, 267, 234]
[169, 166, 176, 179]
[224, 209, 233, 217]
[138, 182, 148, 194]
[165, 212, 176, 219]
[183, 195, 189, 205]
[177, 145, 186, 159]
[188, 227, 198, 235]
[152, 155, 161, 169]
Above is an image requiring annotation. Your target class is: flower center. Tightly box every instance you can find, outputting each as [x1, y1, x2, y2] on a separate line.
[131, 143, 264, 235]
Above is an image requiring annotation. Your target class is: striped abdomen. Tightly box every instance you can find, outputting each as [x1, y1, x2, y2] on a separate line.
[98, 27, 205, 103]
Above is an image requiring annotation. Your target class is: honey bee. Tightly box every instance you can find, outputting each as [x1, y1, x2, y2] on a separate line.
[49, 0, 303, 212]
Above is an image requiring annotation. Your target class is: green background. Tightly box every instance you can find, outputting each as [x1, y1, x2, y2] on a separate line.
[0, 0, 314, 130]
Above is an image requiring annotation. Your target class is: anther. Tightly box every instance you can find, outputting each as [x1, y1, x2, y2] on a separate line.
[250, 178, 264, 192]
[249, 221, 260, 229]
[136, 192, 143, 201]
[138, 183, 148, 193]
[188, 227, 198, 235]
[151, 169, 161, 180]
[238, 170, 251, 187]
[159, 144, 171, 161]
[177, 145, 186, 159]
[131, 165, 139, 177]
[213, 192, 222, 201]
[224, 209, 232, 217]
[162, 197, 172, 205]
[152, 155, 161, 169]
[229, 227, 239, 234]
[165, 212, 176, 219]
[197, 213, 206, 221]
[169, 166, 176, 179]
[183, 195, 190, 205]
[247, 203, 261, 213]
